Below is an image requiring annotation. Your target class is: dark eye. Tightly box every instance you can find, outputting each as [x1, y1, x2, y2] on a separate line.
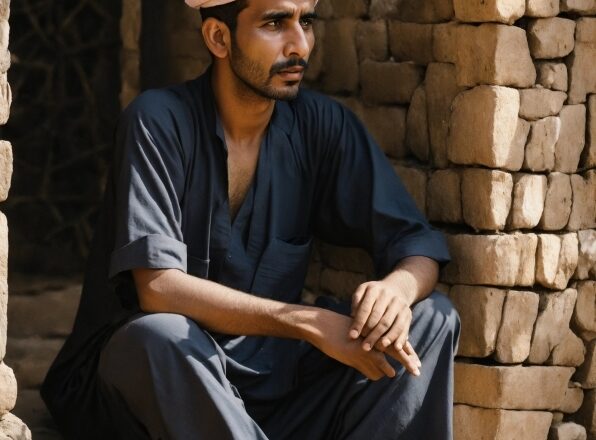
[300, 17, 314, 28]
[265, 19, 281, 29]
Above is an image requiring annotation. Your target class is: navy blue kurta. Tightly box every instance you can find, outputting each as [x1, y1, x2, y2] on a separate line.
[41, 68, 450, 436]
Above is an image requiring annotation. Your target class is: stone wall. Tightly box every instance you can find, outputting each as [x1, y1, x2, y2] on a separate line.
[119, 1, 594, 439]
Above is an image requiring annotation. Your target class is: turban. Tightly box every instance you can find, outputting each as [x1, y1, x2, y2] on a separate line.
[186, 0, 317, 8]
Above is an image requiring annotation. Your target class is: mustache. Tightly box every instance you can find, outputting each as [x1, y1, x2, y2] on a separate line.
[270, 58, 309, 75]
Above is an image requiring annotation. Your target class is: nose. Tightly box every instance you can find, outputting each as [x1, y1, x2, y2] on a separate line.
[284, 23, 311, 60]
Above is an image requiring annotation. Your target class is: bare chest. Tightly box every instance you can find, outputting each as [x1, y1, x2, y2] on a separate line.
[227, 147, 260, 221]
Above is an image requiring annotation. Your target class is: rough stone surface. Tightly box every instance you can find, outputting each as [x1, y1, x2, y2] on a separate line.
[574, 339, 595, 388]
[519, 88, 567, 121]
[357, 104, 408, 159]
[5, 338, 65, 389]
[0, 73, 11, 125]
[0, 279, 5, 363]
[548, 329, 586, 367]
[360, 61, 424, 104]
[575, 230, 596, 280]
[561, 0, 596, 14]
[322, 19, 359, 93]
[573, 389, 595, 438]
[507, 173, 547, 229]
[526, 0, 560, 17]
[581, 94, 596, 168]
[0, 362, 16, 416]
[554, 105, 587, 174]
[524, 116, 560, 172]
[549, 422, 587, 440]
[426, 63, 466, 168]
[454, 363, 575, 410]
[393, 164, 427, 214]
[449, 285, 507, 358]
[447, 86, 522, 170]
[388, 21, 433, 65]
[0, 413, 31, 440]
[561, 386, 585, 414]
[567, 18, 596, 104]
[568, 172, 596, 231]
[427, 169, 462, 223]
[528, 18, 576, 59]
[442, 234, 537, 287]
[432, 22, 460, 64]
[536, 234, 579, 290]
[453, 0, 525, 24]
[462, 168, 513, 231]
[0, 140, 11, 202]
[573, 281, 596, 341]
[536, 62, 568, 92]
[539, 173, 572, 230]
[495, 290, 540, 363]
[330, 0, 368, 17]
[528, 288, 578, 364]
[355, 20, 387, 61]
[455, 24, 536, 88]
[454, 405, 552, 440]
[397, 0, 455, 23]
[317, 243, 374, 274]
[405, 86, 429, 162]
[320, 268, 366, 300]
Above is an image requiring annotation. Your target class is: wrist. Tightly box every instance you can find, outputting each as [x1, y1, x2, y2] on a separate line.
[272, 303, 329, 345]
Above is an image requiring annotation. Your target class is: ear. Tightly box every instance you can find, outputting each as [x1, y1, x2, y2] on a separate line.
[201, 18, 231, 59]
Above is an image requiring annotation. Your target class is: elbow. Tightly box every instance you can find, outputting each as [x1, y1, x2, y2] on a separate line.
[132, 268, 173, 313]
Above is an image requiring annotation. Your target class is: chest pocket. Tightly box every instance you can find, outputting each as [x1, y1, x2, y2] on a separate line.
[187, 255, 210, 279]
[251, 237, 312, 302]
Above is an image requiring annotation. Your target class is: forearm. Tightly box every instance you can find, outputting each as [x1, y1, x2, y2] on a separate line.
[382, 256, 439, 306]
[133, 268, 323, 342]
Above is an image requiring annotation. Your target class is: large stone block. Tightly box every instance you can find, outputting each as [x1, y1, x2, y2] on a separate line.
[561, 0, 596, 14]
[462, 169, 513, 231]
[388, 21, 433, 65]
[495, 290, 540, 363]
[426, 63, 466, 168]
[329, 0, 367, 16]
[0, 279, 5, 363]
[567, 18, 596, 104]
[0, 141, 12, 202]
[0, 0, 8, 20]
[358, 105, 408, 159]
[536, 62, 568, 92]
[405, 86, 429, 162]
[581, 94, 596, 169]
[549, 422, 587, 440]
[573, 281, 596, 341]
[519, 88, 567, 121]
[561, 385, 585, 414]
[397, 0, 454, 23]
[5, 337, 65, 389]
[548, 329, 586, 367]
[449, 286, 507, 358]
[360, 61, 424, 105]
[554, 105, 587, 173]
[539, 173, 572, 230]
[455, 24, 536, 88]
[447, 86, 523, 170]
[528, 18, 576, 59]
[369, 0, 400, 18]
[454, 405, 552, 440]
[576, 230, 596, 280]
[454, 363, 575, 410]
[573, 389, 596, 438]
[355, 20, 387, 62]
[432, 22, 460, 64]
[529, 288, 578, 364]
[322, 19, 359, 93]
[304, 21, 325, 82]
[0, 362, 16, 416]
[121, 0, 141, 51]
[526, 0, 560, 16]
[392, 164, 427, 214]
[507, 173, 547, 229]
[568, 171, 596, 231]
[523, 116, 560, 172]
[442, 234, 537, 286]
[453, 0, 525, 24]
[427, 170, 462, 223]
[0, 413, 31, 440]
[317, 243, 374, 274]
[0, 73, 11, 125]
[536, 234, 579, 290]
[574, 339, 596, 388]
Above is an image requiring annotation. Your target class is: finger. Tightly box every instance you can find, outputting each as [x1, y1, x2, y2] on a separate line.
[392, 309, 412, 351]
[350, 287, 378, 339]
[372, 352, 396, 378]
[374, 301, 407, 350]
[404, 340, 422, 368]
[387, 345, 420, 376]
[364, 302, 399, 352]
[360, 297, 391, 348]
[351, 283, 368, 318]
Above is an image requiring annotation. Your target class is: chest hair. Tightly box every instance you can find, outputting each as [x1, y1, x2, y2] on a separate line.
[227, 144, 260, 221]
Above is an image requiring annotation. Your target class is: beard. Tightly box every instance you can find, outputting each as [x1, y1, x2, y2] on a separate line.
[229, 38, 308, 101]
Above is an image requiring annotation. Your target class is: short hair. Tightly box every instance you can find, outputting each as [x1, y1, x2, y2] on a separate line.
[200, 0, 249, 33]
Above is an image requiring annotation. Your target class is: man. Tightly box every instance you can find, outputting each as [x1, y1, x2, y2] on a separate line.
[41, 0, 460, 438]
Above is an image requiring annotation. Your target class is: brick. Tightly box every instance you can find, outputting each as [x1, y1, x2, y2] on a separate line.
[360, 61, 424, 104]
[462, 169, 513, 231]
[554, 105, 587, 174]
[549, 422, 588, 440]
[449, 285, 506, 357]
[524, 116, 560, 172]
[0, 279, 4, 363]
[495, 290, 540, 363]
[567, 18, 596, 104]
[0, 212, 5, 282]
[0, 0, 8, 20]
[369, 0, 400, 19]
[304, 21, 324, 82]
[575, 230, 596, 280]
[574, 339, 595, 388]
[427, 170, 462, 223]
[447, 86, 522, 170]
[317, 243, 374, 274]
[536, 234, 579, 290]
[526, 0, 560, 16]
[519, 88, 567, 121]
[388, 21, 433, 65]
[548, 329, 586, 367]
[529, 288, 578, 364]
[561, 386, 584, 414]
[426, 63, 466, 168]
[392, 165, 427, 214]
[358, 105, 407, 159]
[0, 362, 16, 416]
[0, 48, 10, 74]
[314, 0, 333, 18]
[330, 0, 367, 17]
[455, 24, 536, 88]
[355, 20, 387, 62]
[121, 0, 141, 51]
[581, 94, 596, 168]
[5, 337, 64, 389]
[0, 73, 11, 125]
[573, 281, 596, 341]
[0, 413, 31, 440]
[397, 0, 454, 23]
[405, 86, 429, 161]
[432, 22, 460, 64]
[453, 0, 525, 24]
[454, 363, 575, 410]
[573, 389, 595, 437]
[507, 174, 546, 230]
[322, 19, 359, 93]
[568, 171, 596, 231]
[320, 268, 366, 300]
[442, 234, 537, 287]
[539, 173, 572, 230]
[0, 141, 11, 202]
[561, 0, 596, 14]
[536, 62, 568, 92]
[528, 18, 576, 59]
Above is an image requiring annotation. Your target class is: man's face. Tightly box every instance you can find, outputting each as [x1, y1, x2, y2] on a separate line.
[229, 0, 316, 100]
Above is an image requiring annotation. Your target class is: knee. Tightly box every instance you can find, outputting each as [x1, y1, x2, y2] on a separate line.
[413, 292, 461, 345]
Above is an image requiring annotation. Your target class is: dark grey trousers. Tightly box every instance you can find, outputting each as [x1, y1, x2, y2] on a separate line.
[96, 292, 460, 440]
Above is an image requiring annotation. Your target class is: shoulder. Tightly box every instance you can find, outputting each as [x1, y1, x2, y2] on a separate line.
[121, 85, 193, 126]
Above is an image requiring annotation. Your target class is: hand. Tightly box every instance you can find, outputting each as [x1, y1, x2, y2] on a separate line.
[349, 281, 413, 354]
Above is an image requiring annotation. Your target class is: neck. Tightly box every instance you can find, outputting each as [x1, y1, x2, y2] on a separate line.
[211, 62, 275, 147]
